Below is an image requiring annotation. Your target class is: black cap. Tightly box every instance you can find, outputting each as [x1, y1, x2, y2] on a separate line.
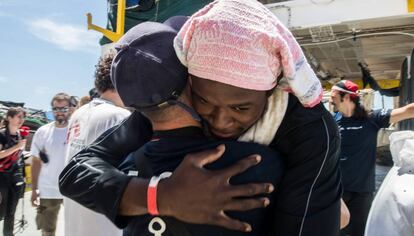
[111, 17, 189, 111]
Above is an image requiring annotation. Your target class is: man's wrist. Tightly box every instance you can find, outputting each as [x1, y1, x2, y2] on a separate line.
[157, 178, 173, 216]
[118, 178, 150, 216]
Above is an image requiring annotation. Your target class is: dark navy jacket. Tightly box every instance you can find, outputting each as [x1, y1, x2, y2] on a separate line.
[118, 126, 284, 236]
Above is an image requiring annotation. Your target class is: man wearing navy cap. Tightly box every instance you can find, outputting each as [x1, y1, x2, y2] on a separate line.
[330, 80, 414, 236]
[111, 18, 284, 235]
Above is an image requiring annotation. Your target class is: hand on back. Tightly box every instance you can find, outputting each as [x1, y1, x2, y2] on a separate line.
[157, 145, 274, 232]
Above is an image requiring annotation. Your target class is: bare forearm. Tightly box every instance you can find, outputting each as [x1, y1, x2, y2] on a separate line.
[118, 178, 149, 216]
[390, 103, 414, 123]
[0, 145, 19, 159]
[31, 157, 42, 190]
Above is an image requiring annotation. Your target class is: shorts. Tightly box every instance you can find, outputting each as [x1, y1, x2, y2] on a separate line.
[36, 198, 63, 233]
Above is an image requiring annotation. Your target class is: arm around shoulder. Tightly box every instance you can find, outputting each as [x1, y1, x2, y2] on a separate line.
[59, 111, 152, 222]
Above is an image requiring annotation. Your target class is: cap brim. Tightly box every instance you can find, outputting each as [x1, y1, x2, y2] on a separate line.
[332, 85, 358, 95]
[163, 16, 189, 32]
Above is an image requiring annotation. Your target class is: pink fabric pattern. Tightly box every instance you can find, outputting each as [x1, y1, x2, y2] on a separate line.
[174, 0, 322, 107]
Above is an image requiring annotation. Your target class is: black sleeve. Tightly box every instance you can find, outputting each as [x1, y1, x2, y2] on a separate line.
[118, 153, 139, 175]
[271, 115, 342, 236]
[0, 130, 7, 147]
[370, 109, 392, 129]
[59, 111, 152, 223]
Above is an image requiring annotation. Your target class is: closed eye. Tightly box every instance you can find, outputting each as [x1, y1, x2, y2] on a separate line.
[199, 97, 209, 104]
[193, 93, 209, 104]
[231, 106, 250, 111]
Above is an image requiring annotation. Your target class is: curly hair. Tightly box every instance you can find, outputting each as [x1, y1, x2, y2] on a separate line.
[94, 54, 115, 94]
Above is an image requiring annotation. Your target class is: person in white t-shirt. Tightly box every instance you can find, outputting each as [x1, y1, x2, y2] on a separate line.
[64, 55, 130, 236]
[30, 92, 72, 236]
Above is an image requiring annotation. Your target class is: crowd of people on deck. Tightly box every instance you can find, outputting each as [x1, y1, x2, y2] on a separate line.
[1, 1, 414, 236]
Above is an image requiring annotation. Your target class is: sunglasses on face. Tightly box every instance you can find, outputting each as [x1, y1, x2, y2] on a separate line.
[52, 107, 69, 113]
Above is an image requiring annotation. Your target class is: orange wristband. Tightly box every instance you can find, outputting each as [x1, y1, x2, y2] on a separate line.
[147, 172, 172, 215]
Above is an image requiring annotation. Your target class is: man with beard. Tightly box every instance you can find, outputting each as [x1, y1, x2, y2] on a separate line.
[31, 93, 72, 236]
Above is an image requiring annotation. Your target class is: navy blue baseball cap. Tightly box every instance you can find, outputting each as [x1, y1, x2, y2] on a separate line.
[111, 16, 199, 120]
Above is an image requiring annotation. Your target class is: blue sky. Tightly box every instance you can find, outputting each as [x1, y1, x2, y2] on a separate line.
[0, 0, 107, 111]
[0, 1, 394, 112]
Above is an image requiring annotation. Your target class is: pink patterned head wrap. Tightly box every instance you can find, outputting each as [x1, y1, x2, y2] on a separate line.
[174, 0, 322, 107]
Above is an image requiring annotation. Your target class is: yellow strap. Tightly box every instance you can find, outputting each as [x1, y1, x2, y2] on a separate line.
[86, 0, 126, 42]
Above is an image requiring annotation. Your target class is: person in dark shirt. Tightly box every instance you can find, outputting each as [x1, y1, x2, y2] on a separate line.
[60, 1, 343, 235]
[120, 135, 283, 236]
[0, 107, 26, 236]
[330, 80, 414, 236]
